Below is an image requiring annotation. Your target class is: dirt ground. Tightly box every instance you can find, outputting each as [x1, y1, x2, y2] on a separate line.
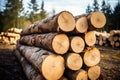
[0, 44, 120, 80]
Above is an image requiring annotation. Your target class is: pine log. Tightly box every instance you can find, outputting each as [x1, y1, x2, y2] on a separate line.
[83, 47, 101, 67]
[88, 65, 101, 80]
[65, 69, 88, 80]
[8, 28, 22, 34]
[85, 31, 96, 46]
[69, 36, 85, 53]
[17, 44, 65, 80]
[14, 50, 45, 80]
[75, 15, 88, 33]
[113, 36, 119, 41]
[59, 76, 68, 80]
[5, 32, 20, 37]
[19, 33, 69, 54]
[21, 11, 75, 35]
[64, 53, 83, 70]
[115, 41, 120, 47]
[87, 11, 106, 30]
[110, 30, 120, 36]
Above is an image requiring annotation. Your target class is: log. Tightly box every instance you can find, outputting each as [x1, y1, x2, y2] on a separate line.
[17, 44, 65, 80]
[75, 15, 88, 33]
[65, 69, 88, 80]
[8, 28, 22, 34]
[14, 50, 45, 80]
[19, 33, 69, 54]
[87, 11, 106, 30]
[85, 31, 96, 46]
[65, 53, 83, 70]
[21, 11, 75, 35]
[115, 42, 120, 47]
[83, 47, 101, 67]
[110, 30, 120, 36]
[88, 65, 101, 80]
[59, 76, 68, 80]
[69, 36, 85, 53]
[4, 32, 20, 37]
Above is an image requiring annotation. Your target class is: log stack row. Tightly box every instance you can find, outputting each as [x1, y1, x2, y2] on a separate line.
[95, 30, 120, 48]
[0, 28, 22, 44]
[15, 11, 106, 80]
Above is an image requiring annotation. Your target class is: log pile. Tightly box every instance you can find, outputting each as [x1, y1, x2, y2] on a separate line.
[0, 28, 22, 44]
[95, 30, 120, 48]
[15, 11, 106, 80]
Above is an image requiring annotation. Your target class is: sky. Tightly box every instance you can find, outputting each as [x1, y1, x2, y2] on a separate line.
[23, 0, 119, 16]
[0, 0, 119, 16]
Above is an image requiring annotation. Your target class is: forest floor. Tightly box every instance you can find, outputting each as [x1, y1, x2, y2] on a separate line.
[0, 44, 120, 80]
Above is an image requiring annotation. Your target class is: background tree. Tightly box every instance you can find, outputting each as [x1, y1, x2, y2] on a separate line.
[28, 0, 47, 23]
[112, 2, 120, 30]
[86, 4, 92, 14]
[2, 0, 23, 31]
[92, 0, 99, 11]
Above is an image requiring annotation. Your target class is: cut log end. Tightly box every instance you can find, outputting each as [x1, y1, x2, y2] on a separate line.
[71, 36, 85, 53]
[52, 34, 69, 54]
[84, 47, 101, 67]
[88, 65, 101, 80]
[76, 16, 88, 33]
[90, 11, 106, 28]
[85, 31, 96, 46]
[76, 70, 88, 80]
[41, 54, 65, 80]
[58, 11, 75, 32]
[66, 53, 83, 70]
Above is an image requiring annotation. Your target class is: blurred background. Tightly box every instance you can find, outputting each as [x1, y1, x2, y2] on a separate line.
[0, 0, 120, 32]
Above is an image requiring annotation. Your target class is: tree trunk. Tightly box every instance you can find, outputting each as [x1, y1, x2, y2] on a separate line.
[64, 53, 83, 70]
[75, 15, 88, 33]
[69, 36, 85, 53]
[14, 50, 45, 80]
[87, 11, 106, 30]
[19, 33, 69, 54]
[85, 31, 96, 46]
[65, 69, 88, 80]
[17, 44, 65, 80]
[83, 47, 101, 67]
[88, 65, 101, 80]
[21, 11, 75, 36]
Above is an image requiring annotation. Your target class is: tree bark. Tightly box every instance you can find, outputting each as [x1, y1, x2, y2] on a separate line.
[87, 11, 106, 30]
[69, 36, 85, 53]
[64, 53, 83, 70]
[14, 49, 45, 80]
[21, 11, 75, 36]
[17, 44, 65, 80]
[85, 31, 96, 46]
[88, 65, 101, 80]
[19, 33, 69, 54]
[83, 47, 101, 67]
[65, 69, 88, 80]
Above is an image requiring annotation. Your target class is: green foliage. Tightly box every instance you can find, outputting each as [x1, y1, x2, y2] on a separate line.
[93, 0, 99, 11]
[86, 4, 92, 14]
[28, 0, 47, 23]
[1, 0, 23, 31]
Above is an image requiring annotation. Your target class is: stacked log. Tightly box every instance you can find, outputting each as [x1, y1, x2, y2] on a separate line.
[95, 30, 120, 48]
[109, 30, 120, 48]
[0, 28, 22, 44]
[15, 11, 106, 80]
